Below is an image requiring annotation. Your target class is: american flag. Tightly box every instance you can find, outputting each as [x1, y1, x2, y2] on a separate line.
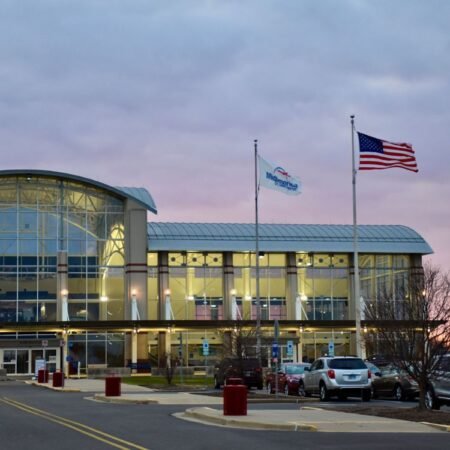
[358, 132, 418, 173]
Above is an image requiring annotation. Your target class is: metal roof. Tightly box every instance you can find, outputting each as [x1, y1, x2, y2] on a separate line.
[147, 223, 432, 254]
[0, 170, 157, 214]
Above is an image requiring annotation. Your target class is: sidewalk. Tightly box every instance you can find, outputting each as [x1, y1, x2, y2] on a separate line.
[27, 378, 449, 433]
[178, 406, 448, 433]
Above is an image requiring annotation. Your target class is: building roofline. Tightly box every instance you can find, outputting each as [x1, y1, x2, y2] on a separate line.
[0, 169, 157, 213]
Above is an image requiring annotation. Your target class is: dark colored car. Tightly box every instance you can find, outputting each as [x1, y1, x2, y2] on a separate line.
[425, 353, 450, 410]
[214, 357, 263, 389]
[371, 364, 419, 401]
[265, 362, 311, 396]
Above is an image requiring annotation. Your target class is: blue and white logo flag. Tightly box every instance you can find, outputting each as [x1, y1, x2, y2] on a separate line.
[258, 155, 301, 195]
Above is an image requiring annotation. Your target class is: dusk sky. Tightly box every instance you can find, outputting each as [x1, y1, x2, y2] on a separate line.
[1, 1, 449, 270]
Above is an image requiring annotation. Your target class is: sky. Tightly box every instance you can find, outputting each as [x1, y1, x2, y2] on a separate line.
[0, 0, 449, 271]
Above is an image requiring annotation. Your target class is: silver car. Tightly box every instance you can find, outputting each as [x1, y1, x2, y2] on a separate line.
[304, 356, 372, 401]
[425, 353, 450, 410]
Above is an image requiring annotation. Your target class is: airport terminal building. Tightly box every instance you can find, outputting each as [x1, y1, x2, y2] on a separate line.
[0, 170, 432, 375]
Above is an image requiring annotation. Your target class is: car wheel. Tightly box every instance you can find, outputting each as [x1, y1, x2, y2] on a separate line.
[425, 388, 440, 410]
[298, 382, 306, 397]
[267, 382, 272, 394]
[319, 383, 329, 401]
[284, 384, 289, 396]
[362, 389, 371, 402]
[393, 384, 405, 401]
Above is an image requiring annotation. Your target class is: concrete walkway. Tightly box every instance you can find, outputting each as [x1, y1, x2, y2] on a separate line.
[178, 406, 448, 433]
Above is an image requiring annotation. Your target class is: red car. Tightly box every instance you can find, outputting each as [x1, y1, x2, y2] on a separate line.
[266, 362, 311, 396]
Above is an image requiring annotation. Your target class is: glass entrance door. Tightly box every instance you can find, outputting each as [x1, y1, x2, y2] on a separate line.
[31, 348, 59, 374]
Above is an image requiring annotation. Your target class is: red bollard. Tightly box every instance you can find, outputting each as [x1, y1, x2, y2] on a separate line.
[223, 384, 247, 416]
[38, 369, 49, 383]
[52, 371, 65, 388]
[105, 376, 121, 396]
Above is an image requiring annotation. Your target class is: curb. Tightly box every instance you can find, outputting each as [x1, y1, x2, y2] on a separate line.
[182, 407, 317, 431]
[27, 381, 80, 393]
[93, 394, 158, 404]
[420, 422, 450, 432]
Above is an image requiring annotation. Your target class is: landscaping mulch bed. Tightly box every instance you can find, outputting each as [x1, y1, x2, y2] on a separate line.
[332, 406, 450, 426]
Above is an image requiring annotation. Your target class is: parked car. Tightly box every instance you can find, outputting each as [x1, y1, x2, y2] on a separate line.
[303, 356, 372, 401]
[425, 353, 450, 410]
[364, 361, 382, 379]
[371, 364, 419, 400]
[214, 357, 263, 389]
[265, 362, 311, 396]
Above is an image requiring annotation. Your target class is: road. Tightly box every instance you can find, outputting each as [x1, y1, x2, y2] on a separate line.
[0, 381, 448, 450]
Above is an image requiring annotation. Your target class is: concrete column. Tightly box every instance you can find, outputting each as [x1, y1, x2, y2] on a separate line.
[158, 331, 167, 368]
[286, 253, 298, 320]
[223, 252, 234, 320]
[124, 200, 148, 321]
[56, 251, 68, 321]
[123, 200, 149, 371]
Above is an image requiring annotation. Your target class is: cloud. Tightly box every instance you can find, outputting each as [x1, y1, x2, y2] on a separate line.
[0, 0, 449, 270]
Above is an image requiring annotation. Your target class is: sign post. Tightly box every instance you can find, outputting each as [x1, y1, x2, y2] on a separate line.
[328, 341, 335, 358]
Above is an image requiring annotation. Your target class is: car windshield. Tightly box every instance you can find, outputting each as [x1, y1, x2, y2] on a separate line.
[286, 365, 307, 374]
[329, 358, 366, 370]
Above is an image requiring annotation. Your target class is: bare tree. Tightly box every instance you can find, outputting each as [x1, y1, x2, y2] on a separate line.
[364, 264, 450, 409]
[220, 321, 259, 360]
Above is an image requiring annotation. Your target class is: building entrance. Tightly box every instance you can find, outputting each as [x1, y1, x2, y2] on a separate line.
[1, 348, 60, 375]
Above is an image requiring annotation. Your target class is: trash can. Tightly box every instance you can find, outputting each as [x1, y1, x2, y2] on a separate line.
[37, 369, 49, 383]
[52, 371, 65, 388]
[223, 383, 247, 416]
[105, 376, 121, 397]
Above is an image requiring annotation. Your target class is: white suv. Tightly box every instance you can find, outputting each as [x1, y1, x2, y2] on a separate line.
[304, 356, 372, 401]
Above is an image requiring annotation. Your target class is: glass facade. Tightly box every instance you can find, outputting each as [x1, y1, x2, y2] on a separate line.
[0, 173, 425, 373]
[0, 176, 125, 323]
[297, 253, 350, 320]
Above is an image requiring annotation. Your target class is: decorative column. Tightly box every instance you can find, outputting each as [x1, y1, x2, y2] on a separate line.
[124, 199, 149, 368]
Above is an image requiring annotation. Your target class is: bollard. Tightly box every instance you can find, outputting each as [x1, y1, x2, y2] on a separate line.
[105, 376, 121, 396]
[223, 383, 247, 415]
[38, 369, 49, 383]
[52, 371, 65, 388]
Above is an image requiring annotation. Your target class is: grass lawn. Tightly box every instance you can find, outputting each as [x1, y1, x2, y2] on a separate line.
[122, 374, 214, 388]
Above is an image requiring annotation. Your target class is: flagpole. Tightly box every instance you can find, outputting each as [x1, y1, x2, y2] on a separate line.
[254, 139, 262, 366]
[351, 115, 362, 358]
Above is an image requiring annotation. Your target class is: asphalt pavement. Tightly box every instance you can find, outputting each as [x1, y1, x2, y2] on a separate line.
[26, 378, 450, 433]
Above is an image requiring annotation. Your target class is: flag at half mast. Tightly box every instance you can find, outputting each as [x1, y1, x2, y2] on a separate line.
[258, 155, 301, 195]
[358, 132, 418, 172]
